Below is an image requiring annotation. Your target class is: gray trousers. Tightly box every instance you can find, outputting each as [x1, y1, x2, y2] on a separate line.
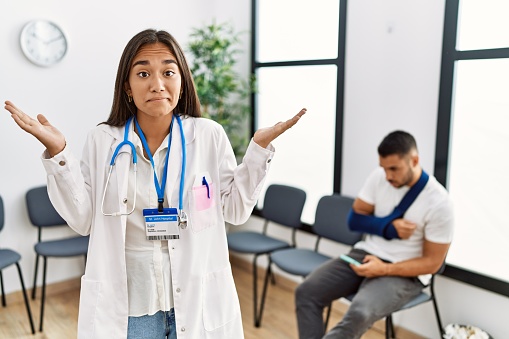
[295, 249, 423, 339]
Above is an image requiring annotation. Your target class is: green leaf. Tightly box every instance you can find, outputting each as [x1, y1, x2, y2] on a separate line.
[187, 20, 256, 158]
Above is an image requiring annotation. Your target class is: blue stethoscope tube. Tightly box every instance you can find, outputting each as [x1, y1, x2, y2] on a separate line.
[101, 115, 187, 228]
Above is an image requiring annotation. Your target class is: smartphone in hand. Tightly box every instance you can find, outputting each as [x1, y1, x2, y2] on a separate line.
[340, 254, 362, 266]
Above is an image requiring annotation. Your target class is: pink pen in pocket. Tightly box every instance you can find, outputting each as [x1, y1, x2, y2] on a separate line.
[193, 176, 214, 211]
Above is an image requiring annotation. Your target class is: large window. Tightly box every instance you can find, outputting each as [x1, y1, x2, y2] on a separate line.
[436, 0, 509, 295]
[252, 0, 347, 224]
[256, 0, 340, 63]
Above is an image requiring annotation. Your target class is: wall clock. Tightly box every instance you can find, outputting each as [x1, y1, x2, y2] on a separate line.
[20, 20, 68, 67]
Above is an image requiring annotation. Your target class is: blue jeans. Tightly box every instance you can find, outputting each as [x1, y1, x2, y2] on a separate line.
[127, 309, 177, 339]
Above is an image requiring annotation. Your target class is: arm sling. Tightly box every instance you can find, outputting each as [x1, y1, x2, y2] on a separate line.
[348, 170, 429, 240]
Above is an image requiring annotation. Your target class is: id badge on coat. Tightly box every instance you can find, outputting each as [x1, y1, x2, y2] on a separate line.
[143, 208, 180, 240]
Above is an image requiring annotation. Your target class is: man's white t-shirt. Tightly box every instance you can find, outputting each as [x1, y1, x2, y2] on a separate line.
[354, 167, 454, 284]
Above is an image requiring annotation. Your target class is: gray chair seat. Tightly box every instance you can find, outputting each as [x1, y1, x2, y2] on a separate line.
[34, 236, 89, 257]
[270, 248, 331, 276]
[0, 249, 22, 270]
[227, 232, 289, 254]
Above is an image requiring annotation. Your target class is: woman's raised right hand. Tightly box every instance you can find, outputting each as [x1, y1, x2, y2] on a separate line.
[4, 100, 66, 157]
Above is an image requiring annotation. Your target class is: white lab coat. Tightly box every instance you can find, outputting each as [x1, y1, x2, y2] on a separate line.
[41, 116, 273, 339]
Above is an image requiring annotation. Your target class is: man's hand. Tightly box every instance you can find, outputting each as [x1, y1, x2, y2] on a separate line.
[350, 255, 389, 278]
[392, 218, 417, 239]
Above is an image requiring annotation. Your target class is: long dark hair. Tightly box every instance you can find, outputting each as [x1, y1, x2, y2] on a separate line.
[105, 29, 201, 126]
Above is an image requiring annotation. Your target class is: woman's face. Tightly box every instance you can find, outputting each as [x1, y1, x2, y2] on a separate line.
[125, 42, 182, 120]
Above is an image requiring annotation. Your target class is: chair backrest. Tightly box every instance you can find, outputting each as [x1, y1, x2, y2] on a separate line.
[313, 194, 363, 246]
[435, 261, 446, 275]
[0, 195, 4, 232]
[25, 186, 66, 228]
[261, 184, 306, 229]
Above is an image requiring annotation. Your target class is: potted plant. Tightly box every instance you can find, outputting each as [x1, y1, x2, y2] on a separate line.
[187, 21, 255, 158]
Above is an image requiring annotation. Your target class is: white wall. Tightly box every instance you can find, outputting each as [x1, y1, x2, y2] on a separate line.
[342, 0, 442, 192]
[2, 0, 508, 338]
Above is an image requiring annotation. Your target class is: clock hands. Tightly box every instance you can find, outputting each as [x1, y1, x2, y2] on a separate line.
[46, 36, 64, 44]
[30, 31, 63, 45]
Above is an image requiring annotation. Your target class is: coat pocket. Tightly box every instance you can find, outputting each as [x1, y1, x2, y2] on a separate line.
[77, 276, 102, 338]
[193, 183, 215, 211]
[202, 266, 241, 332]
[189, 177, 219, 233]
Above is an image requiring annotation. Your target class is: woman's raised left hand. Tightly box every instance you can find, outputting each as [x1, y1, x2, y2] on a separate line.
[253, 108, 307, 148]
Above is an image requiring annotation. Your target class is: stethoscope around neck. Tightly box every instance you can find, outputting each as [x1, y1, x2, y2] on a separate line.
[100, 114, 188, 228]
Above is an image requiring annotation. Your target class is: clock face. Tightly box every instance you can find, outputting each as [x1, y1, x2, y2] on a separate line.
[20, 20, 68, 67]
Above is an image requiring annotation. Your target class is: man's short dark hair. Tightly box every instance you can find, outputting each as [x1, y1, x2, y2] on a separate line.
[377, 130, 417, 157]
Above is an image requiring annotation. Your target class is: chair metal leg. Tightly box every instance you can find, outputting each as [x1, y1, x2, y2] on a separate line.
[16, 263, 35, 334]
[385, 315, 395, 339]
[270, 270, 276, 285]
[385, 315, 390, 339]
[431, 290, 445, 336]
[255, 258, 272, 328]
[0, 270, 5, 307]
[32, 254, 39, 299]
[252, 254, 260, 327]
[39, 257, 47, 332]
[324, 303, 332, 331]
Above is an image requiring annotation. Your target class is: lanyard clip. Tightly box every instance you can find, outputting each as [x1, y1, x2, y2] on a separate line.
[178, 210, 188, 229]
[158, 199, 164, 213]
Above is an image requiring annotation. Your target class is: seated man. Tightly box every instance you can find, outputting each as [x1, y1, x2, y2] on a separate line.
[295, 130, 454, 339]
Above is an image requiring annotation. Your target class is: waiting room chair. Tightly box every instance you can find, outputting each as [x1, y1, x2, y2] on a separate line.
[0, 195, 36, 335]
[344, 263, 446, 338]
[25, 186, 89, 332]
[227, 184, 306, 327]
[257, 194, 362, 328]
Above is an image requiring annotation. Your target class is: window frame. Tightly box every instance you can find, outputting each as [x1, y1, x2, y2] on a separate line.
[250, 0, 348, 195]
[435, 0, 509, 297]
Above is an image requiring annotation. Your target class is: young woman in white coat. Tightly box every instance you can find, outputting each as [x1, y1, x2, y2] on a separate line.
[4, 29, 306, 339]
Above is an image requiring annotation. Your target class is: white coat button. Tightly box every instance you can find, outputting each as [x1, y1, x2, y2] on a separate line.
[123, 198, 128, 204]
[59, 161, 66, 166]
[181, 327, 185, 332]
[172, 246, 175, 250]
[267, 158, 272, 163]
[176, 288, 181, 293]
